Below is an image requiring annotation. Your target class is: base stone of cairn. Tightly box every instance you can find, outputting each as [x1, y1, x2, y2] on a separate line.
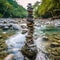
[21, 3, 37, 60]
[21, 44, 37, 60]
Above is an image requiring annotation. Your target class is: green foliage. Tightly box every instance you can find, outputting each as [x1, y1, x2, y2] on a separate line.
[34, 0, 60, 18]
[0, 0, 27, 18]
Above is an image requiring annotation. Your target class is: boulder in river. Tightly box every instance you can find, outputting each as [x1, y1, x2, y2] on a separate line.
[21, 44, 37, 60]
[50, 42, 60, 48]
[21, 24, 27, 29]
[12, 24, 20, 30]
[3, 26, 9, 30]
[21, 29, 28, 34]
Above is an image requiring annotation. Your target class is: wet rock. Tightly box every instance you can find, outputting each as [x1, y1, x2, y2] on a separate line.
[26, 35, 33, 39]
[21, 45, 37, 60]
[0, 35, 3, 39]
[0, 52, 8, 60]
[8, 24, 12, 27]
[27, 19, 34, 23]
[50, 42, 60, 48]
[24, 57, 30, 60]
[54, 57, 60, 60]
[0, 40, 8, 60]
[34, 24, 41, 27]
[21, 4, 37, 60]
[2, 32, 7, 34]
[45, 32, 60, 60]
[12, 24, 20, 30]
[3, 26, 9, 30]
[36, 52, 48, 60]
[27, 24, 34, 27]
[26, 39, 33, 44]
[21, 29, 28, 34]
[54, 36, 60, 40]
[21, 25, 27, 29]
[57, 48, 60, 54]
[4, 21, 7, 24]
[42, 36, 49, 41]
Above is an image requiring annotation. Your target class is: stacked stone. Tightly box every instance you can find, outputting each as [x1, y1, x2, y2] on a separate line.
[26, 4, 34, 44]
[21, 3, 37, 60]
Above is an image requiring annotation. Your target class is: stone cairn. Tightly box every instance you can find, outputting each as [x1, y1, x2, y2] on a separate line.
[21, 3, 37, 60]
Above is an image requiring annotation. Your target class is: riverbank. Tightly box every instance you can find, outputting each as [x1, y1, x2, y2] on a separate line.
[0, 30, 17, 60]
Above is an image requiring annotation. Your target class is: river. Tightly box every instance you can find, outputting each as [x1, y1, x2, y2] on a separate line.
[1, 18, 60, 60]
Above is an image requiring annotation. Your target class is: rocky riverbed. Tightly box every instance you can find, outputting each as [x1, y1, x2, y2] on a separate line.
[0, 29, 17, 60]
[0, 18, 60, 60]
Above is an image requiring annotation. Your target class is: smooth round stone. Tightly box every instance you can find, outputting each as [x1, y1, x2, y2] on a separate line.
[57, 40, 60, 43]
[21, 30, 28, 34]
[0, 35, 3, 38]
[2, 32, 7, 34]
[50, 42, 60, 48]
[42, 37, 49, 41]
[21, 25, 27, 29]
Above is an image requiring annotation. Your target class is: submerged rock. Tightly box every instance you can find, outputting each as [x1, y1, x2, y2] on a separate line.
[42, 36, 49, 41]
[12, 24, 21, 30]
[36, 52, 48, 60]
[21, 25, 27, 29]
[3, 26, 9, 30]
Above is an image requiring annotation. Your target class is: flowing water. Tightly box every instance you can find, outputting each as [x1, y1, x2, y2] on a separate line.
[5, 19, 60, 60]
[6, 32, 27, 60]
[5, 24, 48, 60]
